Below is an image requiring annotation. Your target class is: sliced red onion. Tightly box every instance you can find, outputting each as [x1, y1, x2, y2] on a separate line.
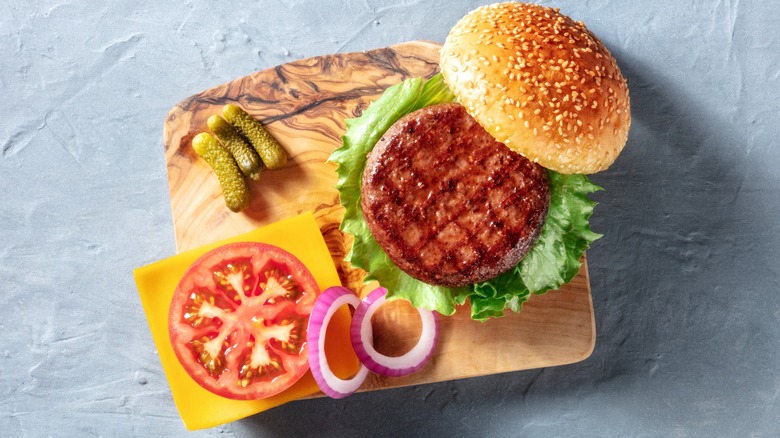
[350, 287, 439, 377]
[307, 286, 368, 399]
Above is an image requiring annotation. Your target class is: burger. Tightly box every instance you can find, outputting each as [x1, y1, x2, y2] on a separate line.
[330, 2, 630, 320]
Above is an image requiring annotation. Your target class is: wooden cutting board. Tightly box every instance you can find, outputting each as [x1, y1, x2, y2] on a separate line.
[162, 40, 595, 393]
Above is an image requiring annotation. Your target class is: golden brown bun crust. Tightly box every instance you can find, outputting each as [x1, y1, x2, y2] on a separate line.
[440, 2, 630, 174]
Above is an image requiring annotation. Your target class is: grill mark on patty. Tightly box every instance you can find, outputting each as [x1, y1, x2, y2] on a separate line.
[361, 103, 549, 287]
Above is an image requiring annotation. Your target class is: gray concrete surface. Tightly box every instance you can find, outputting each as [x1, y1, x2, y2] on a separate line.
[1, 0, 778, 436]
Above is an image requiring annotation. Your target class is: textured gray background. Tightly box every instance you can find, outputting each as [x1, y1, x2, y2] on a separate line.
[2, 0, 778, 436]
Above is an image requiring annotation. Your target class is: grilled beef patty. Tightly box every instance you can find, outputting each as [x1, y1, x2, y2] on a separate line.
[361, 103, 550, 287]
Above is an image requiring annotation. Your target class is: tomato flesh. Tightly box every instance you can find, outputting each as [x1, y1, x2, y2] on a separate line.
[169, 242, 319, 400]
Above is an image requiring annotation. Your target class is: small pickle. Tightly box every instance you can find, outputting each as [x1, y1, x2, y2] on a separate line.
[192, 133, 251, 213]
[207, 115, 262, 180]
[222, 104, 288, 170]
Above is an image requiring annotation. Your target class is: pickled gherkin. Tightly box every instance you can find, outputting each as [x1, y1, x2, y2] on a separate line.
[207, 115, 262, 180]
[222, 104, 288, 170]
[192, 133, 251, 213]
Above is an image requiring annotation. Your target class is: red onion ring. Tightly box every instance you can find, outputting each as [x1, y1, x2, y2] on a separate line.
[350, 287, 439, 377]
[307, 286, 368, 399]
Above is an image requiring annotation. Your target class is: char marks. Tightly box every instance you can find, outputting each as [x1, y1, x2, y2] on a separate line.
[361, 103, 549, 287]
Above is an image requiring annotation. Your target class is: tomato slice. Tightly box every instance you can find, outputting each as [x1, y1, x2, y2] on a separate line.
[168, 242, 319, 400]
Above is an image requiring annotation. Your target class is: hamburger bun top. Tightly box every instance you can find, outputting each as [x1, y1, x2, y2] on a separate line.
[440, 2, 630, 174]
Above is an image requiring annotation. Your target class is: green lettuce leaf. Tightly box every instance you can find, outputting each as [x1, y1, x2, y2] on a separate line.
[469, 171, 602, 320]
[329, 74, 602, 321]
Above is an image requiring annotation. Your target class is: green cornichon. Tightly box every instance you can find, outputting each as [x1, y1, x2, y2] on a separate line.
[191, 132, 251, 213]
[222, 104, 287, 170]
[207, 115, 262, 180]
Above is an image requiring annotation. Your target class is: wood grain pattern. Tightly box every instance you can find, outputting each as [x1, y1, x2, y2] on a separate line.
[162, 41, 595, 392]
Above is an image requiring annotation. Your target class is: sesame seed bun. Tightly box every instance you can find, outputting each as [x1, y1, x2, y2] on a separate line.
[440, 2, 630, 174]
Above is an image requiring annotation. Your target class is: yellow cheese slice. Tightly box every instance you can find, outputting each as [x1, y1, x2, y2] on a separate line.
[134, 212, 358, 430]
